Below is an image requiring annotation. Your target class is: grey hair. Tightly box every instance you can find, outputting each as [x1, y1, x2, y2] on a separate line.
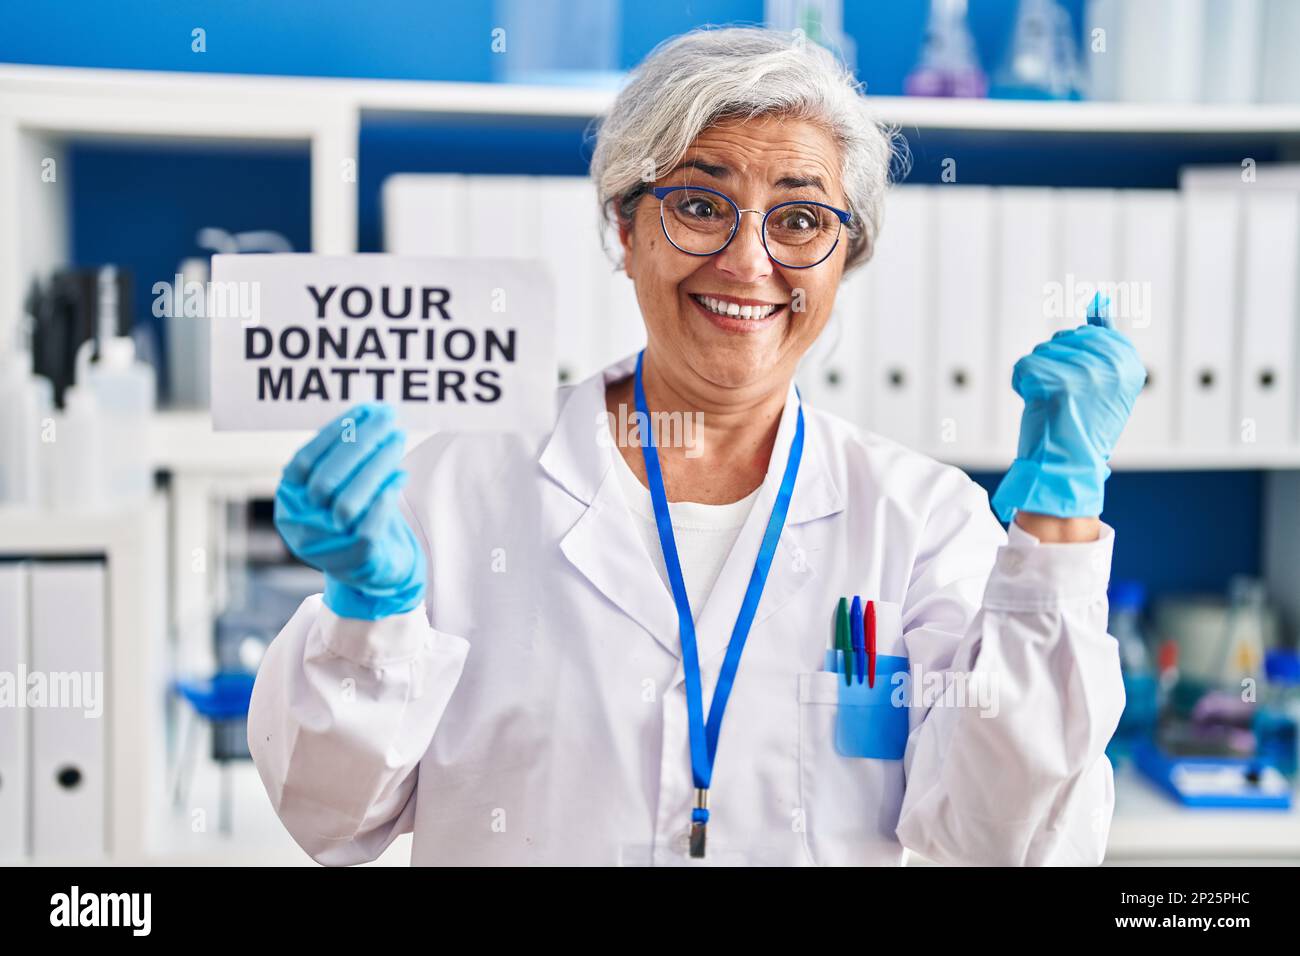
[589, 25, 907, 273]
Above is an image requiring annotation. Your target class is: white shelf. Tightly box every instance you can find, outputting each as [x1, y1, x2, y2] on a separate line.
[150, 410, 433, 481]
[1108, 765, 1300, 862]
[871, 96, 1300, 135]
[150, 410, 312, 480]
[6, 64, 1300, 133]
[0, 64, 613, 121]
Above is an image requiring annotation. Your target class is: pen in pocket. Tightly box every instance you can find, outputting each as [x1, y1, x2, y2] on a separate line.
[850, 596, 865, 685]
[866, 598, 877, 688]
[835, 597, 854, 684]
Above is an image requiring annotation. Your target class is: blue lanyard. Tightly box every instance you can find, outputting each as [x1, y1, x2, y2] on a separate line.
[633, 350, 805, 857]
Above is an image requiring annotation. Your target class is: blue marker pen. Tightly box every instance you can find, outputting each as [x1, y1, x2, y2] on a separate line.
[850, 595, 865, 685]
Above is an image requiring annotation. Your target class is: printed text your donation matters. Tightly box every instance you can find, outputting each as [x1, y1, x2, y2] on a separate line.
[246, 284, 517, 403]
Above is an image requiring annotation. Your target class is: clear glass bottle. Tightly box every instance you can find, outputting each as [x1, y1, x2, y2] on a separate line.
[905, 0, 989, 98]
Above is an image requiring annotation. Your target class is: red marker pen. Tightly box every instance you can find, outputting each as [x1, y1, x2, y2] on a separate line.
[865, 600, 878, 688]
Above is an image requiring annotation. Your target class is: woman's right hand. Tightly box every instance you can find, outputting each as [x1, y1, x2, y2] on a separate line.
[273, 402, 427, 620]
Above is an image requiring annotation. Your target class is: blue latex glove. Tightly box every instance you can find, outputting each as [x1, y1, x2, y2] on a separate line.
[991, 295, 1146, 522]
[274, 402, 426, 620]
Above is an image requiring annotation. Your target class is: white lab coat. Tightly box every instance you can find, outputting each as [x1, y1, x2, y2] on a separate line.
[249, 353, 1124, 866]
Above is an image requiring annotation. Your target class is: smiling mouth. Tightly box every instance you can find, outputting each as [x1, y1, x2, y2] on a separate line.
[688, 293, 787, 320]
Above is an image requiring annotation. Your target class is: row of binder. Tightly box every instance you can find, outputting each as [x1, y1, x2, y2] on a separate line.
[806, 184, 1174, 456]
[802, 174, 1300, 458]
[0, 560, 106, 861]
[383, 170, 1300, 459]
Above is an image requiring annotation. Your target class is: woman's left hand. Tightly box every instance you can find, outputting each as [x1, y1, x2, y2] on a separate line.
[991, 294, 1147, 523]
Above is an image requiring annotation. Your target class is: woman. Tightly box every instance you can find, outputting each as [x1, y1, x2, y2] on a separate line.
[250, 26, 1144, 866]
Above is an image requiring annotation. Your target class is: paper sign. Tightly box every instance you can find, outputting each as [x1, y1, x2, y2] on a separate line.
[209, 254, 556, 433]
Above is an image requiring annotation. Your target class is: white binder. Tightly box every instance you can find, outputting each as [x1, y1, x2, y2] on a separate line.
[994, 188, 1058, 451]
[384, 173, 602, 385]
[1181, 163, 1300, 192]
[381, 172, 543, 258]
[799, 267, 869, 427]
[865, 186, 931, 449]
[381, 173, 468, 255]
[1114, 190, 1180, 455]
[931, 186, 995, 455]
[1178, 188, 1240, 449]
[1056, 188, 1120, 332]
[599, 253, 644, 370]
[0, 562, 28, 860]
[537, 177, 602, 385]
[464, 175, 541, 258]
[29, 561, 106, 859]
[1237, 190, 1300, 447]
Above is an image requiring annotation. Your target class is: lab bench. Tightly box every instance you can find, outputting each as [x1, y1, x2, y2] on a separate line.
[1107, 765, 1300, 865]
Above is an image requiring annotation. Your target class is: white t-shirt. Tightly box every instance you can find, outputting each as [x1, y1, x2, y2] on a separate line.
[611, 444, 759, 621]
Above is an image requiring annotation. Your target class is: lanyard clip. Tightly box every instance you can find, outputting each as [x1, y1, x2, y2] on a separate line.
[689, 788, 709, 859]
[689, 821, 707, 859]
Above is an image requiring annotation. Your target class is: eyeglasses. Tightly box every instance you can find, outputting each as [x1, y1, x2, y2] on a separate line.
[651, 185, 851, 269]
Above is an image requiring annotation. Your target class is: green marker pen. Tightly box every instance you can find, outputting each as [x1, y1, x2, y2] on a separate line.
[835, 596, 853, 686]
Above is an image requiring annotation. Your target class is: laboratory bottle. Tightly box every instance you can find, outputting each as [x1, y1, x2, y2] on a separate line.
[992, 0, 1082, 100]
[0, 346, 54, 507]
[1256, 650, 1300, 777]
[905, 0, 988, 98]
[45, 384, 104, 511]
[83, 336, 156, 505]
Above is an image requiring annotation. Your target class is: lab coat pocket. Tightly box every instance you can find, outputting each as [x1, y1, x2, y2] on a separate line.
[797, 671, 908, 866]
[832, 655, 910, 759]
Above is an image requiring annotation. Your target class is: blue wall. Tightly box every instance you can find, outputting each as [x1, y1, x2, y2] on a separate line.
[0, 0, 502, 81]
[2, 0, 1088, 91]
[968, 471, 1263, 600]
[9, 1, 1265, 603]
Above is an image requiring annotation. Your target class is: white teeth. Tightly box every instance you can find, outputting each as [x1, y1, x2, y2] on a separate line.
[694, 295, 778, 319]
